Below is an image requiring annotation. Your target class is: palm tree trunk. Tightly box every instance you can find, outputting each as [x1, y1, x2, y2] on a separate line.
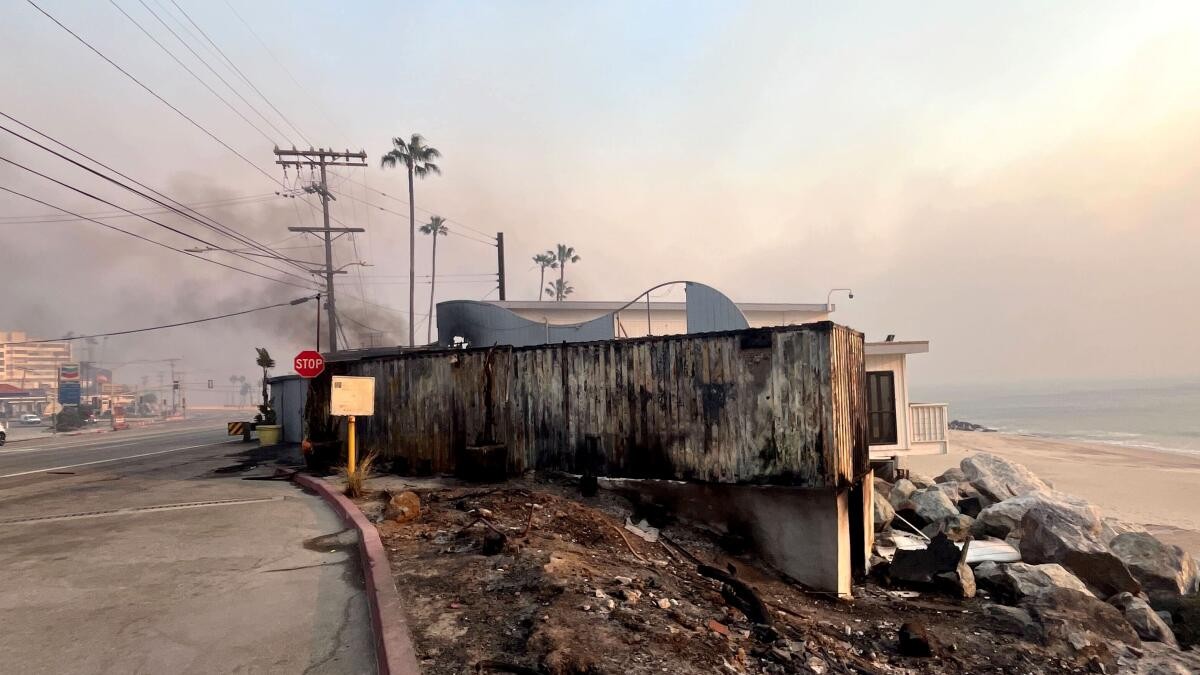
[426, 232, 438, 344]
[407, 164, 416, 347]
[538, 267, 545, 299]
[558, 261, 565, 301]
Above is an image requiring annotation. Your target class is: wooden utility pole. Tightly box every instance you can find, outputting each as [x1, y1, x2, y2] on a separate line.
[275, 148, 367, 352]
[168, 358, 179, 416]
[496, 232, 506, 301]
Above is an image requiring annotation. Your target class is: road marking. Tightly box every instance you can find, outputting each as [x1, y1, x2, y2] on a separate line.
[0, 427, 224, 454]
[0, 442, 228, 479]
[0, 496, 284, 525]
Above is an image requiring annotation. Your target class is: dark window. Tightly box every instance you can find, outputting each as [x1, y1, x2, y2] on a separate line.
[867, 371, 897, 445]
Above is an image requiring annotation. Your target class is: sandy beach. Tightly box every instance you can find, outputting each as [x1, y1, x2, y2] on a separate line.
[906, 430, 1200, 559]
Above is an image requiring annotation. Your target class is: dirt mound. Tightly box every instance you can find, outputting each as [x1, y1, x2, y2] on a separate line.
[370, 477, 1089, 674]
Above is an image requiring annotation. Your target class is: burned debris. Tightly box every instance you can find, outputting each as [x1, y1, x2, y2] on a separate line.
[363, 476, 1108, 674]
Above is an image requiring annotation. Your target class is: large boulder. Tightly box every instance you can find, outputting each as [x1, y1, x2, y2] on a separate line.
[873, 477, 893, 501]
[1153, 594, 1200, 649]
[1020, 501, 1142, 597]
[972, 491, 1093, 541]
[961, 453, 1050, 503]
[922, 514, 974, 542]
[902, 488, 960, 525]
[908, 473, 937, 489]
[1021, 588, 1141, 673]
[1122, 643, 1200, 675]
[974, 561, 1093, 604]
[1110, 532, 1200, 596]
[931, 480, 962, 501]
[873, 491, 895, 532]
[935, 467, 966, 484]
[956, 483, 987, 518]
[1100, 517, 1148, 545]
[1109, 592, 1178, 646]
[983, 604, 1038, 638]
[887, 478, 917, 510]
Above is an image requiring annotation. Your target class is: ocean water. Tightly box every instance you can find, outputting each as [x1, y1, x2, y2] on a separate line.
[913, 378, 1200, 457]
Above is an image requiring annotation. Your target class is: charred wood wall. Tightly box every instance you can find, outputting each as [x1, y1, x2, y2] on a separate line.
[306, 322, 868, 488]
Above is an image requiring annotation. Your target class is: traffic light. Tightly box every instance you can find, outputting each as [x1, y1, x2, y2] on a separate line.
[207, 379, 214, 389]
[173, 380, 180, 391]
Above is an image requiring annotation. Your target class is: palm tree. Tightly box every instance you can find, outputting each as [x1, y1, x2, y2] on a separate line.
[380, 134, 442, 347]
[255, 348, 275, 419]
[533, 251, 557, 301]
[551, 244, 580, 301]
[545, 279, 575, 301]
[419, 215, 449, 344]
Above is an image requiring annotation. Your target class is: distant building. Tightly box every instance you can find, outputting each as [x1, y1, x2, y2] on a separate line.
[0, 383, 47, 418]
[0, 331, 73, 393]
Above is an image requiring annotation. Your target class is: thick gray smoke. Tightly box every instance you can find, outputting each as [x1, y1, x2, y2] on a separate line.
[1, 172, 406, 403]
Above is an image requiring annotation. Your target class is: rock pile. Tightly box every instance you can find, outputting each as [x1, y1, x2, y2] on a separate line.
[873, 452, 1200, 669]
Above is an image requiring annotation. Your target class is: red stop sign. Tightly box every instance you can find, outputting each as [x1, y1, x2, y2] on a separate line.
[294, 350, 325, 378]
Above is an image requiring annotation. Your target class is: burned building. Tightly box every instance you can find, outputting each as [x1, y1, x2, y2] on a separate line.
[303, 321, 873, 593]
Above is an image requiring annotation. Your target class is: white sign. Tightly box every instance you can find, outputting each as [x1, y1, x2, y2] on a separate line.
[44, 401, 64, 416]
[331, 376, 375, 416]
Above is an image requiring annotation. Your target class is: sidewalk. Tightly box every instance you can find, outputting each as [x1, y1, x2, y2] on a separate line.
[0, 437, 375, 674]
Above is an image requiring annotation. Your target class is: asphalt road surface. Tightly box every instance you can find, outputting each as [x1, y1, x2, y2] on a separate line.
[0, 417, 375, 674]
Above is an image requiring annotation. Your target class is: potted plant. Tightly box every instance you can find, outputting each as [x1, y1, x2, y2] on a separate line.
[253, 347, 282, 445]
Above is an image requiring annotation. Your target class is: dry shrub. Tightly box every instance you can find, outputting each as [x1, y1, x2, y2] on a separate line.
[342, 449, 379, 498]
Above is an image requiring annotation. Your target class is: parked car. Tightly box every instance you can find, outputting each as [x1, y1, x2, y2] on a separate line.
[0, 421, 6, 446]
[19, 413, 42, 425]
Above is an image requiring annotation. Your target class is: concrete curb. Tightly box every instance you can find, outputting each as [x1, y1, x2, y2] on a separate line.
[293, 473, 421, 675]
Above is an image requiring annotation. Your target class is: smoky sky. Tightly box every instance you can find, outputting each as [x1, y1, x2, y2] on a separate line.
[3, 1, 1200, 401]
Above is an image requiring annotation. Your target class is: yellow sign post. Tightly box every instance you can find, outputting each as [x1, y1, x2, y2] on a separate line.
[331, 376, 375, 474]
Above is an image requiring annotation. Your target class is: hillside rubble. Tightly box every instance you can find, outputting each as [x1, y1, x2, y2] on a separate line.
[341, 460, 1193, 675]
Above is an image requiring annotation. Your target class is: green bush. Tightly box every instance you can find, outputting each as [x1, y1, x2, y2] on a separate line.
[55, 408, 83, 432]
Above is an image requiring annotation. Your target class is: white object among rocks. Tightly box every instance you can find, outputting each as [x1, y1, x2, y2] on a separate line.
[624, 518, 660, 543]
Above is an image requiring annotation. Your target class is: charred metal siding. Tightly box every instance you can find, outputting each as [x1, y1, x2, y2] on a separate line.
[307, 322, 866, 488]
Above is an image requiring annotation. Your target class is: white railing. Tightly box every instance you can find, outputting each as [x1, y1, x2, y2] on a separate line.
[909, 403, 949, 444]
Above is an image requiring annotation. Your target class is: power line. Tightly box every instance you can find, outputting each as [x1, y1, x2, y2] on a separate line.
[327, 186, 497, 246]
[166, 0, 312, 147]
[107, 0, 281, 145]
[339, 311, 390, 336]
[0, 185, 315, 290]
[0, 151, 314, 286]
[0, 192, 276, 223]
[367, 273, 499, 278]
[337, 293, 430, 318]
[1, 295, 318, 345]
[0, 113, 309, 273]
[334, 176, 498, 240]
[219, 0, 350, 146]
[113, 0, 296, 146]
[24, 0, 284, 187]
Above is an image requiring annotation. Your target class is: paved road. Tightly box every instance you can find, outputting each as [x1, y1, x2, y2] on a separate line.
[0, 421, 375, 674]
